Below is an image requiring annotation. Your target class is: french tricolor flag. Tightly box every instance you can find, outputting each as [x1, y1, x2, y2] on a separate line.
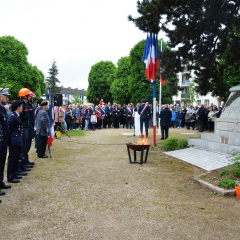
[46, 89, 54, 148]
[142, 33, 159, 82]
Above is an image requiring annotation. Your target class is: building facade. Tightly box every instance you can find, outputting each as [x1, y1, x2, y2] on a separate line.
[59, 87, 88, 105]
[172, 69, 222, 107]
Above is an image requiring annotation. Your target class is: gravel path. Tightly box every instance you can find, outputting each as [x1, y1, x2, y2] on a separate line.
[1, 128, 240, 239]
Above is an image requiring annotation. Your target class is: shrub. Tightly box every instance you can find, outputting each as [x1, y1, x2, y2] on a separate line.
[218, 179, 237, 189]
[162, 137, 179, 150]
[179, 139, 188, 149]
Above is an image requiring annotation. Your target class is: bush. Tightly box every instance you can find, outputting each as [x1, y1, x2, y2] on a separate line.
[162, 137, 179, 150]
[218, 179, 237, 189]
[179, 139, 188, 149]
[161, 137, 188, 151]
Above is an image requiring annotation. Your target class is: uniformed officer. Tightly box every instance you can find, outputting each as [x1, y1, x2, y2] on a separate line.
[24, 91, 36, 168]
[138, 99, 151, 138]
[36, 102, 50, 158]
[0, 88, 11, 196]
[7, 101, 24, 183]
[18, 88, 31, 174]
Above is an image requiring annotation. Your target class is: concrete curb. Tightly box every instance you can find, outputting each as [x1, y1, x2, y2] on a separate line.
[193, 173, 238, 196]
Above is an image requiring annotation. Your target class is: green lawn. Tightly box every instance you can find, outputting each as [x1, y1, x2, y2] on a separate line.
[61, 129, 85, 137]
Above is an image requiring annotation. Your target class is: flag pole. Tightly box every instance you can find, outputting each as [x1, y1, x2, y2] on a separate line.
[153, 80, 156, 146]
[158, 81, 161, 135]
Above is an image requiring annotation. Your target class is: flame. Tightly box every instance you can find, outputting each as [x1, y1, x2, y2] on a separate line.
[137, 137, 150, 145]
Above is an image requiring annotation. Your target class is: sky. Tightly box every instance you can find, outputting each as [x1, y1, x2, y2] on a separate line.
[0, 0, 167, 90]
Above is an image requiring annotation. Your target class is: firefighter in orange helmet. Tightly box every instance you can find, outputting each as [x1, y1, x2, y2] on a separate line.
[17, 88, 32, 175]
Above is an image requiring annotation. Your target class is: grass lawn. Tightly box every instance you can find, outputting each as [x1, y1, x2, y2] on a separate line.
[61, 129, 85, 137]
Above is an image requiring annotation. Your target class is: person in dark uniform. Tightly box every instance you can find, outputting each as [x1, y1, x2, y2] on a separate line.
[0, 88, 12, 196]
[7, 100, 24, 183]
[19, 88, 31, 173]
[121, 104, 127, 128]
[113, 104, 121, 128]
[126, 104, 132, 129]
[36, 102, 50, 158]
[159, 104, 172, 140]
[196, 104, 205, 132]
[24, 91, 36, 168]
[138, 99, 151, 138]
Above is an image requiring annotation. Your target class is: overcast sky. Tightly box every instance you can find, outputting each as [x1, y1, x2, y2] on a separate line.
[0, 0, 166, 90]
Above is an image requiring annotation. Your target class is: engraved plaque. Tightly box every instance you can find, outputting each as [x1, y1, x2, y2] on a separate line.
[217, 122, 234, 131]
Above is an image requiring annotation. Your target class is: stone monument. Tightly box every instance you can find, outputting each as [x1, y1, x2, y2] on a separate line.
[188, 85, 240, 155]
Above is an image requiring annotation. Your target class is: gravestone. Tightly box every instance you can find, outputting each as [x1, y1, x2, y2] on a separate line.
[188, 85, 240, 155]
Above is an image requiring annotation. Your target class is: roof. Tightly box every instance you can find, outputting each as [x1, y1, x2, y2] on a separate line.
[59, 87, 86, 95]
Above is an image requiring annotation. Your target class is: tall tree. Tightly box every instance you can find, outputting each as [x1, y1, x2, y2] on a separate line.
[86, 61, 116, 105]
[0, 35, 44, 99]
[73, 92, 82, 105]
[129, 0, 240, 101]
[46, 60, 61, 95]
[110, 56, 131, 105]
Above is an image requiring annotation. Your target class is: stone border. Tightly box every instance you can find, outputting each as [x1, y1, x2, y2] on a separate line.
[193, 173, 238, 196]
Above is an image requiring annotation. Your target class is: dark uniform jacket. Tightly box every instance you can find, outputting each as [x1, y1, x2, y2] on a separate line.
[197, 107, 205, 120]
[19, 99, 29, 128]
[8, 112, 23, 146]
[113, 107, 121, 118]
[121, 107, 127, 119]
[105, 106, 113, 116]
[36, 109, 50, 137]
[159, 108, 172, 127]
[0, 105, 9, 147]
[138, 104, 151, 120]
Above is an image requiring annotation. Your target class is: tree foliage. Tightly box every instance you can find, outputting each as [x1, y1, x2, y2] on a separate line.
[129, 0, 240, 101]
[73, 92, 82, 105]
[0, 36, 45, 100]
[46, 60, 61, 95]
[110, 56, 131, 104]
[86, 61, 116, 105]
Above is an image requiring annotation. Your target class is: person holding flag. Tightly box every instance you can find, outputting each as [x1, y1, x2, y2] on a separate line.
[138, 99, 151, 138]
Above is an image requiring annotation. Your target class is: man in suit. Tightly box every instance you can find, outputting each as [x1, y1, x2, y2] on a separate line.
[36, 102, 50, 158]
[0, 89, 11, 196]
[159, 104, 172, 140]
[134, 103, 140, 112]
[126, 104, 132, 129]
[105, 102, 113, 128]
[7, 100, 24, 183]
[138, 99, 151, 138]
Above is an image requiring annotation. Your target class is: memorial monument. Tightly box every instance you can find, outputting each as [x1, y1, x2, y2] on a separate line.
[188, 85, 240, 155]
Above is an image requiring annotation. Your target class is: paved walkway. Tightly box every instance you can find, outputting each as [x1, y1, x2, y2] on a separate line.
[164, 148, 231, 171]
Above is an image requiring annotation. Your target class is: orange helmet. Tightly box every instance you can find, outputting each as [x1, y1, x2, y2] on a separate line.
[19, 88, 31, 97]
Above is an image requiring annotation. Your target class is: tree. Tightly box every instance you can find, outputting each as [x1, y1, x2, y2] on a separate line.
[0, 35, 44, 99]
[129, 0, 240, 101]
[46, 60, 61, 95]
[73, 92, 82, 105]
[86, 61, 116, 105]
[128, 39, 176, 104]
[110, 56, 131, 105]
[185, 81, 199, 107]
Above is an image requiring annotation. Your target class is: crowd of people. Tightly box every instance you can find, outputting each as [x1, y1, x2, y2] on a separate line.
[0, 87, 52, 203]
[53, 99, 224, 135]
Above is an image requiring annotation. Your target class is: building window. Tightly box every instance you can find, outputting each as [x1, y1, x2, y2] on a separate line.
[197, 100, 201, 106]
[205, 100, 209, 106]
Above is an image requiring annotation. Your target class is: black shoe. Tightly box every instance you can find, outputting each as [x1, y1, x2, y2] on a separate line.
[160, 138, 164, 140]
[23, 164, 33, 168]
[15, 175, 22, 179]
[17, 171, 28, 176]
[28, 161, 35, 165]
[21, 167, 31, 171]
[39, 155, 48, 158]
[8, 179, 20, 183]
[0, 190, 6, 196]
[199, 130, 203, 132]
[0, 199, 1, 203]
[0, 183, 11, 189]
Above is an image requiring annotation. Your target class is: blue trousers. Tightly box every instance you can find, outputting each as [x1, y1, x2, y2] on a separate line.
[19, 127, 28, 168]
[7, 146, 21, 180]
[0, 147, 7, 183]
